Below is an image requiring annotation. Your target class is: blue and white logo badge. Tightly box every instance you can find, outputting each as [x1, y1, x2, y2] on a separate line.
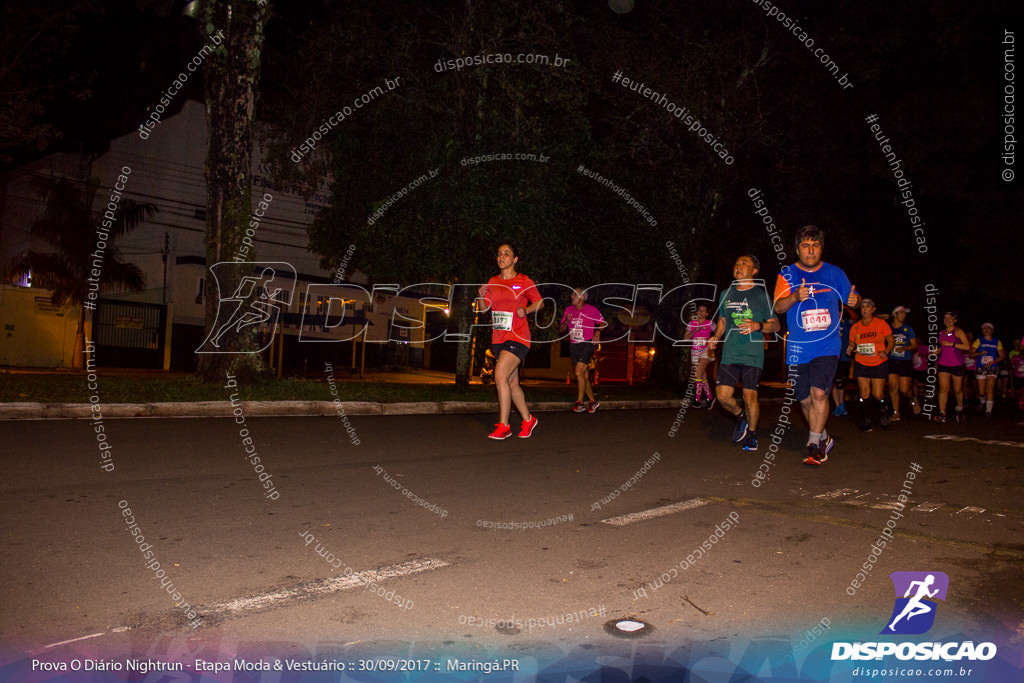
[881, 571, 949, 635]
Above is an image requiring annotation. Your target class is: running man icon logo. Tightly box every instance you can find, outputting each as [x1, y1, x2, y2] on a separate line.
[196, 262, 296, 354]
[881, 571, 949, 635]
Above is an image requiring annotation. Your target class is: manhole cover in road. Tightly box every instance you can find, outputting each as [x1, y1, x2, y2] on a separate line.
[604, 618, 653, 638]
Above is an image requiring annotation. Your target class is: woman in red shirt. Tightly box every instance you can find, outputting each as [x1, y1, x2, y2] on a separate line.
[478, 243, 544, 439]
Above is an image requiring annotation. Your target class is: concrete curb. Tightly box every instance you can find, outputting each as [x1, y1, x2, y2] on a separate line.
[0, 399, 687, 420]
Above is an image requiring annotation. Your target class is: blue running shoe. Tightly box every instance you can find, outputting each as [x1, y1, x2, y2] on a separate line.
[732, 413, 749, 443]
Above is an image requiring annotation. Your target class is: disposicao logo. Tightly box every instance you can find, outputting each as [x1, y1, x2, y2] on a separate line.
[831, 571, 997, 662]
[882, 571, 948, 635]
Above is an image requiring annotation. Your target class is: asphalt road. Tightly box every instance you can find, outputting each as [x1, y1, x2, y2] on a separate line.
[1, 403, 1022, 671]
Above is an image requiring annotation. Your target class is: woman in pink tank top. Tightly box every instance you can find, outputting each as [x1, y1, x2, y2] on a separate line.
[935, 311, 970, 423]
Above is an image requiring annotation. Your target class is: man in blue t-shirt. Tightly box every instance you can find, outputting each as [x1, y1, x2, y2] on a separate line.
[887, 305, 920, 420]
[773, 226, 860, 466]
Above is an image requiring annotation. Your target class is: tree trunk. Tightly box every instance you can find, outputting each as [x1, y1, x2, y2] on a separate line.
[454, 286, 474, 386]
[73, 307, 86, 370]
[196, 0, 270, 383]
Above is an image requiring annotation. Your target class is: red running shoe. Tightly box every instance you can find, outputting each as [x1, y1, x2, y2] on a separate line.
[803, 443, 828, 466]
[518, 415, 539, 438]
[572, 401, 586, 413]
[488, 423, 512, 440]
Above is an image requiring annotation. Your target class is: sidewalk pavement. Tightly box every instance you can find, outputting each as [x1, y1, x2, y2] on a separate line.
[0, 399, 684, 420]
[1, 367, 794, 420]
[0, 366, 564, 385]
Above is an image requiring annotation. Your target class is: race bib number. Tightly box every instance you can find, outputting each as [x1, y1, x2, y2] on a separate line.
[856, 343, 875, 355]
[570, 325, 585, 342]
[801, 308, 832, 332]
[981, 355, 994, 365]
[492, 310, 514, 332]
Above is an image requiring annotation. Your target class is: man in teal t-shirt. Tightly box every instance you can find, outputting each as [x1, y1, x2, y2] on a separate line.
[709, 255, 779, 452]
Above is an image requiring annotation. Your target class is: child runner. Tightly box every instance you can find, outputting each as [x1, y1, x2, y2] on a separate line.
[684, 304, 716, 409]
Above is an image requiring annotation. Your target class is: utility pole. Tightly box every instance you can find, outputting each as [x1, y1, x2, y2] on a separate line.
[162, 232, 169, 304]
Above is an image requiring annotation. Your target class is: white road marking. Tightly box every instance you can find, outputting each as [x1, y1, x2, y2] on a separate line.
[924, 435, 1024, 448]
[801, 489, 993, 518]
[44, 632, 106, 649]
[39, 562, 446, 651]
[814, 488, 858, 500]
[200, 558, 448, 615]
[601, 498, 708, 526]
[868, 499, 906, 511]
[842, 492, 875, 507]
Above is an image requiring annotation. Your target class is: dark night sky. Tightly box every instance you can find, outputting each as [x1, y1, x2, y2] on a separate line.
[7, 0, 1023, 339]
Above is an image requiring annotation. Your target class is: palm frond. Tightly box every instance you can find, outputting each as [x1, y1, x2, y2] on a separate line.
[102, 250, 147, 292]
[9, 250, 84, 305]
[107, 199, 159, 240]
[15, 174, 158, 305]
